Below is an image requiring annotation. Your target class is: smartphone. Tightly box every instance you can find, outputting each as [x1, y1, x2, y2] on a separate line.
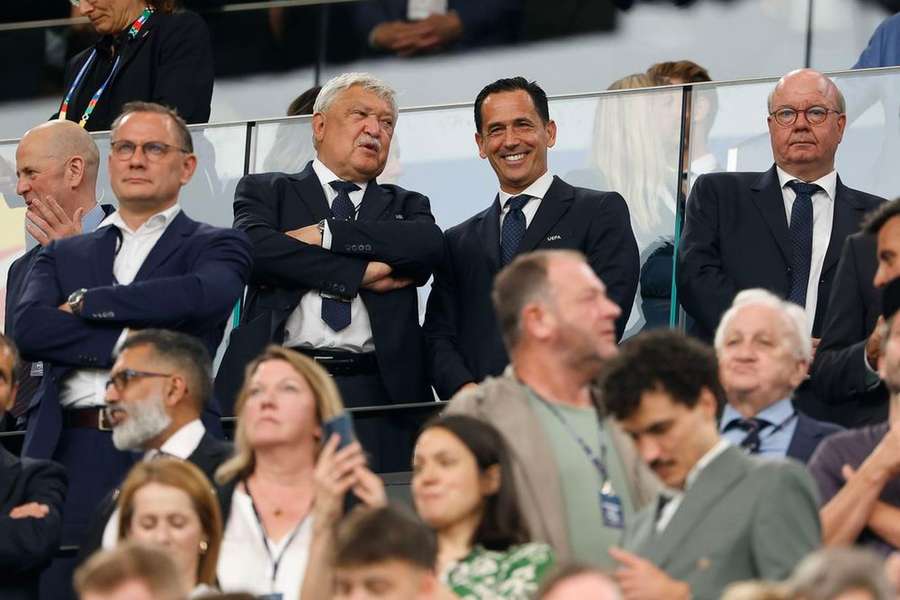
[321, 412, 357, 451]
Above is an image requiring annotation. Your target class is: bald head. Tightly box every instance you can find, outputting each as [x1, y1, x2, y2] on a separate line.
[23, 121, 100, 174]
[767, 69, 845, 114]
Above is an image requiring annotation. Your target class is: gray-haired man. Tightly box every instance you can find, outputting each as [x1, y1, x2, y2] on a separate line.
[225, 72, 443, 471]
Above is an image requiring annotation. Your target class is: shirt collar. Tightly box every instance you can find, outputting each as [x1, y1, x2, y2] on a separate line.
[146, 419, 206, 461]
[80, 203, 107, 233]
[100, 203, 181, 235]
[683, 438, 730, 491]
[498, 170, 554, 207]
[776, 165, 837, 202]
[312, 157, 370, 195]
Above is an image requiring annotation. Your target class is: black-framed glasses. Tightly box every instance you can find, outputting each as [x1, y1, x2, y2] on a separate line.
[110, 140, 190, 161]
[105, 369, 172, 393]
[769, 105, 843, 127]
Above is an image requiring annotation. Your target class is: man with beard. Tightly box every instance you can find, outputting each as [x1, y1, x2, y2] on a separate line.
[75, 329, 232, 562]
[446, 249, 659, 564]
[602, 329, 820, 600]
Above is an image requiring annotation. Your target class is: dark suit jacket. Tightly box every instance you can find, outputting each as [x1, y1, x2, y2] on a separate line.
[810, 232, 887, 426]
[677, 165, 884, 341]
[0, 447, 67, 600]
[57, 10, 213, 131]
[423, 176, 639, 399]
[12, 211, 252, 459]
[786, 413, 843, 463]
[221, 163, 443, 409]
[76, 431, 233, 565]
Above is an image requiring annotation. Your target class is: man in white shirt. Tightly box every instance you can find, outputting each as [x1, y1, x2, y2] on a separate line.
[228, 72, 443, 472]
[13, 101, 252, 567]
[602, 329, 820, 600]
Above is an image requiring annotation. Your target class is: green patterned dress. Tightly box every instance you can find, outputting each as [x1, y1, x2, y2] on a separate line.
[443, 543, 556, 599]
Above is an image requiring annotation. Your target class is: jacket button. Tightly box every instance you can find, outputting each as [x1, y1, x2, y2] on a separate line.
[339, 285, 346, 293]
[365, 244, 372, 251]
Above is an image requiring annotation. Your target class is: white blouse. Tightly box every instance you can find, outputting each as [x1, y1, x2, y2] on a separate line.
[216, 488, 312, 600]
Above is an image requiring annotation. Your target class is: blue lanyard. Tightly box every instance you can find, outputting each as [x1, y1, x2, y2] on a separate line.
[531, 389, 610, 483]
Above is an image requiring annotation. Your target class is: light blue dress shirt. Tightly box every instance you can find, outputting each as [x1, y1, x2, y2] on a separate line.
[720, 397, 798, 458]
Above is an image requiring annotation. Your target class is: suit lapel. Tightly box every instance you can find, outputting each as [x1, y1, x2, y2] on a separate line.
[750, 166, 791, 265]
[645, 446, 748, 566]
[288, 162, 330, 225]
[108, 18, 154, 87]
[94, 225, 122, 286]
[357, 181, 391, 222]
[0, 447, 21, 505]
[823, 178, 868, 276]
[477, 198, 503, 273]
[133, 211, 195, 281]
[518, 176, 574, 253]
[786, 414, 813, 461]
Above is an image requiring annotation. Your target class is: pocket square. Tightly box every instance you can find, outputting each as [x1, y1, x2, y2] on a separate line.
[546, 234, 562, 242]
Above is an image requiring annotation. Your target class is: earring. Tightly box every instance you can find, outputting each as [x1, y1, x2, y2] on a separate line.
[199, 540, 208, 554]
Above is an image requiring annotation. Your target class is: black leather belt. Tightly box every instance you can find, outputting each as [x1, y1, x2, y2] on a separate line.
[63, 407, 112, 431]
[291, 348, 379, 376]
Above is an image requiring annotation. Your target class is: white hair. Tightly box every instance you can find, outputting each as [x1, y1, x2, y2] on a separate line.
[313, 72, 398, 120]
[714, 288, 812, 362]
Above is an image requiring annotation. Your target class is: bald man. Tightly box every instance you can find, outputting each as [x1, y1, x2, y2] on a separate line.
[6, 121, 113, 426]
[677, 69, 884, 422]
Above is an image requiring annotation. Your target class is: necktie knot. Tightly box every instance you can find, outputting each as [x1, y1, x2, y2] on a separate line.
[726, 417, 770, 454]
[786, 180, 822, 198]
[505, 194, 531, 212]
[329, 180, 361, 195]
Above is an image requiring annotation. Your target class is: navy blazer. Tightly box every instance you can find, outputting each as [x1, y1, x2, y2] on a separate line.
[786, 413, 843, 464]
[220, 163, 443, 409]
[12, 211, 252, 459]
[423, 176, 640, 399]
[677, 165, 884, 340]
[57, 11, 213, 131]
[0, 447, 67, 600]
[811, 232, 887, 426]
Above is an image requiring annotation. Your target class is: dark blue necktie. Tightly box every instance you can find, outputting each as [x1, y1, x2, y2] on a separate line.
[725, 417, 771, 454]
[786, 181, 820, 307]
[500, 195, 531, 266]
[321, 180, 360, 332]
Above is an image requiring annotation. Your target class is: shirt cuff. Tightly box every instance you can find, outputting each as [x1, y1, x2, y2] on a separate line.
[864, 350, 881, 389]
[322, 220, 333, 250]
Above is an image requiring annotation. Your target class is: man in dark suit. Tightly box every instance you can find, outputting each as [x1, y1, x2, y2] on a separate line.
[226, 73, 442, 471]
[5, 120, 114, 429]
[424, 76, 639, 400]
[677, 69, 884, 346]
[715, 289, 841, 462]
[0, 333, 67, 600]
[77, 329, 231, 563]
[811, 200, 900, 427]
[12, 102, 251, 591]
[603, 330, 820, 600]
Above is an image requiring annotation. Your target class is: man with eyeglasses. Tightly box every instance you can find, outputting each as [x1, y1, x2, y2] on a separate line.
[677, 68, 884, 423]
[12, 101, 251, 596]
[75, 329, 232, 564]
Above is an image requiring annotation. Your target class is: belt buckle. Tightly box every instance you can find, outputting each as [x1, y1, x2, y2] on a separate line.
[98, 408, 113, 432]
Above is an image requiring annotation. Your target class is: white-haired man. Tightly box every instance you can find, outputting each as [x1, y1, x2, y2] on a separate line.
[225, 72, 443, 471]
[716, 288, 841, 463]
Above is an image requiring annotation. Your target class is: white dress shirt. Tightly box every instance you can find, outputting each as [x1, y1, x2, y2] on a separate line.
[283, 158, 375, 352]
[498, 170, 555, 234]
[101, 419, 207, 548]
[776, 166, 836, 337]
[656, 439, 730, 533]
[60, 204, 182, 408]
[217, 487, 312, 600]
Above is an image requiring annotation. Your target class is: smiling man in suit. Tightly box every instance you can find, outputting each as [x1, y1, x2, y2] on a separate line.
[12, 102, 252, 595]
[424, 76, 639, 400]
[677, 69, 883, 349]
[602, 329, 820, 600]
[227, 72, 443, 471]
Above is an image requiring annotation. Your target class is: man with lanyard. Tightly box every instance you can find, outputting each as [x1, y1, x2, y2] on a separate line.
[716, 289, 841, 463]
[446, 249, 659, 564]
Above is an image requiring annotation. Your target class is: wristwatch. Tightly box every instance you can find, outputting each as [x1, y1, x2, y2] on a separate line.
[67, 288, 88, 315]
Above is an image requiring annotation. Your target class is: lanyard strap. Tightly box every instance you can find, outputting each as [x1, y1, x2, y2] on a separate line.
[58, 6, 154, 127]
[759, 410, 798, 441]
[244, 481, 306, 591]
[533, 390, 610, 483]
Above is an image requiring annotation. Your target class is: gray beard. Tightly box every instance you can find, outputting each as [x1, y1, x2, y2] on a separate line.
[111, 396, 172, 451]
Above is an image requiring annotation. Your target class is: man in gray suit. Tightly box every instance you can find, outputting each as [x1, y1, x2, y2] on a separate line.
[602, 329, 820, 600]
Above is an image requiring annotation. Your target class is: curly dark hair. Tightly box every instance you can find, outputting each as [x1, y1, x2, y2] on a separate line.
[862, 197, 900, 235]
[600, 329, 725, 421]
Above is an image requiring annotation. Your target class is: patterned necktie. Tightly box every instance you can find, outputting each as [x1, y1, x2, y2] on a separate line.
[785, 181, 821, 307]
[9, 361, 39, 422]
[321, 180, 360, 332]
[500, 195, 531, 266]
[726, 417, 771, 454]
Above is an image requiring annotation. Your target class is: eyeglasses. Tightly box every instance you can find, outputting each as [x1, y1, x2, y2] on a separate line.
[769, 106, 843, 127]
[106, 369, 172, 393]
[110, 140, 190, 161]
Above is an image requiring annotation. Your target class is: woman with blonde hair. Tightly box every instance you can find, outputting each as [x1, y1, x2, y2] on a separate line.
[215, 346, 377, 600]
[116, 458, 222, 598]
